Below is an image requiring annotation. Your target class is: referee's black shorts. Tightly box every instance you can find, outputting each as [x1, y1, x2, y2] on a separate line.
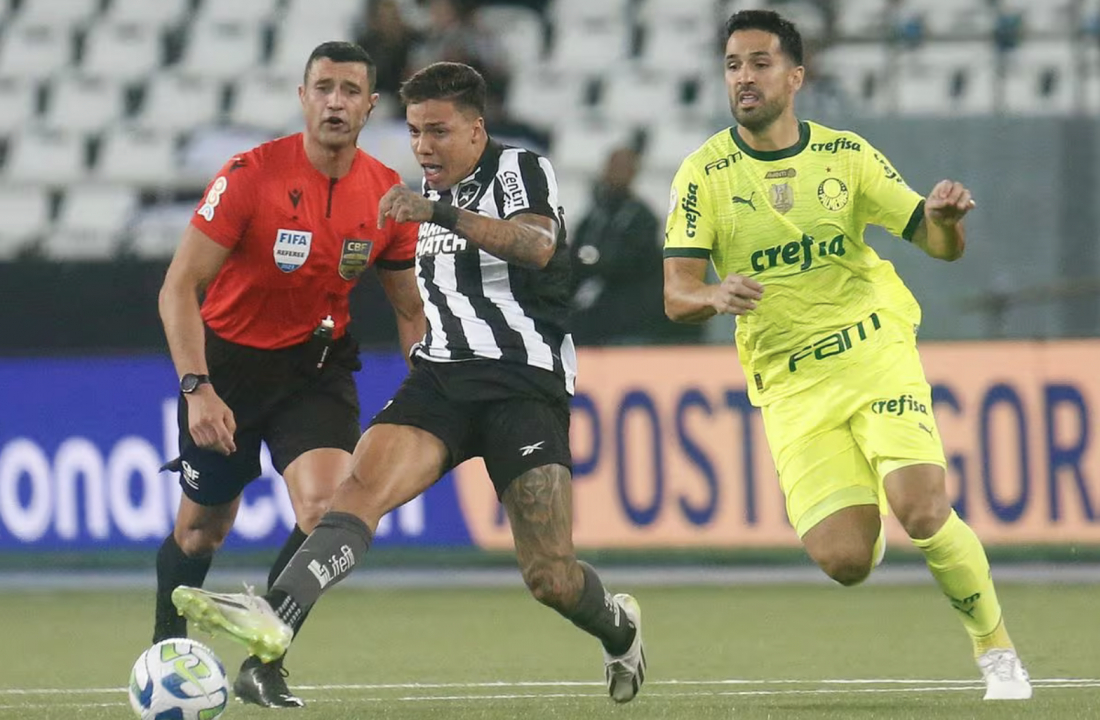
[176, 327, 362, 507]
[370, 357, 572, 499]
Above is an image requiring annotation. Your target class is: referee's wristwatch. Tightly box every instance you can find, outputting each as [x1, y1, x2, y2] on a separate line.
[179, 373, 211, 394]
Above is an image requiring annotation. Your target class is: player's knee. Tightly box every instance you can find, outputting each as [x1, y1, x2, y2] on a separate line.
[818, 551, 873, 587]
[292, 493, 333, 533]
[521, 560, 574, 611]
[173, 522, 230, 556]
[894, 497, 951, 540]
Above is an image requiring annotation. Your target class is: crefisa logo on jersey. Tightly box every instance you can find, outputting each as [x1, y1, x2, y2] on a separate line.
[681, 183, 701, 237]
[273, 228, 312, 272]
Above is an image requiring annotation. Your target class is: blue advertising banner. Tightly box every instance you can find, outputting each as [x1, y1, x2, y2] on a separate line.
[0, 354, 471, 550]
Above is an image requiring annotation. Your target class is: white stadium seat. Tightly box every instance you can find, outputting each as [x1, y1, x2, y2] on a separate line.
[551, 121, 635, 175]
[0, 23, 74, 81]
[175, 22, 264, 81]
[0, 78, 39, 134]
[283, 0, 364, 28]
[506, 69, 588, 129]
[1003, 41, 1076, 116]
[4, 130, 86, 185]
[268, 21, 357, 79]
[229, 74, 301, 133]
[95, 129, 177, 186]
[136, 74, 223, 133]
[598, 70, 686, 128]
[196, 0, 282, 26]
[129, 202, 195, 260]
[551, 0, 631, 25]
[10, 0, 100, 29]
[39, 185, 140, 260]
[38, 229, 123, 260]
[549, 22, 632, 73]
[104, 0, 189, 27]
[43, 76, 125, 134]
[0, 186, 51, 258]
[81, 23, 163, 82]
[642, 121, 715, 173]
[479, 5, 546, 68]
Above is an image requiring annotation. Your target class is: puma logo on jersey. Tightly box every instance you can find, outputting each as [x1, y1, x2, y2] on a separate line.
[731, 192, 756, 211]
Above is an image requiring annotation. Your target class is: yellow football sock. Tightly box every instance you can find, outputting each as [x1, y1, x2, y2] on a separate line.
[910, 510, 1013, 657]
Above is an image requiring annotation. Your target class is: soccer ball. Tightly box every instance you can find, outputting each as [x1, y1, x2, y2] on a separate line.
[128, 639, 229, 720]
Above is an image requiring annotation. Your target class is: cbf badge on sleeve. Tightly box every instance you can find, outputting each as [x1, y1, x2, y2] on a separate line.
[338, 238, 373, 280]
[274, 229, 312, 272]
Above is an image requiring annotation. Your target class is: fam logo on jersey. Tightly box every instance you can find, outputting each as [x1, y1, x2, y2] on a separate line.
[273, 228, 312, 272]
[703, 151, 743, 175]
[339, 238, 373, 280]
[681, 183, 701, 237]
[456, 182, 482, 209]
[500, 171, 528, 216]
[788, 312, 881, 372]
[818, 178, 849, 211]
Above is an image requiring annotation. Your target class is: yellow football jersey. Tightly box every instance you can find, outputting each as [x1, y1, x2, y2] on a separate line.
[664, 121, 926, 406]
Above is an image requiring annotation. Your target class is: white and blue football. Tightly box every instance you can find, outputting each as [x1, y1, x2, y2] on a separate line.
[128, 639, 228, 720]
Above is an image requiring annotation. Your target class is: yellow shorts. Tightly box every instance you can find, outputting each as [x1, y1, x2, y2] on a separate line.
[761, 335, 946, 538]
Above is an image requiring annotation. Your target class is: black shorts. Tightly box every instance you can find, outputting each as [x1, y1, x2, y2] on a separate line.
[369, 358, 572, 498]
[176, 327, 362, 507]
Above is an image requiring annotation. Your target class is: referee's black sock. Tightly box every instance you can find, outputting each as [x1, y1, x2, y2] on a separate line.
[265, 511, 372, 634]
[564, 562, 636, 657]
[153, 534, 213, 643]
[266, 525, 311, 644]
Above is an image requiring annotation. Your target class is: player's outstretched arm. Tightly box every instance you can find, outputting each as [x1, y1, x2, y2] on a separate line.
[377, 266, 426, 367]
[378, 184, 556, 269]
[664, 257, 764, 323]
[911, 179, 972, 262]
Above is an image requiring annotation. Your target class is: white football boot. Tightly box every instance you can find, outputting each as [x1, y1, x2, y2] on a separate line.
[603, 593, 646, 703]
[172, 586, 293, 664]
[978, 648, 1032, 700]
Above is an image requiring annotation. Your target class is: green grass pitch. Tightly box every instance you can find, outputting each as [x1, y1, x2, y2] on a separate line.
[2, 581, 1097, 719]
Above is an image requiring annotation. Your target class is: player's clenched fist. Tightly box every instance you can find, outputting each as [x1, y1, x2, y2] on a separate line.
[925, 179, 975, 227]
[710, 273, 764, 316]
[377, 184, 434, 227]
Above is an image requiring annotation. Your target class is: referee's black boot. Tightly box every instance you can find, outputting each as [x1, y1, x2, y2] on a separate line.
[234, 655, 305, 708]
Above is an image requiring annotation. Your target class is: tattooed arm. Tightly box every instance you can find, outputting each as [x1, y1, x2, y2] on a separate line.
[377, 184, 557, 269]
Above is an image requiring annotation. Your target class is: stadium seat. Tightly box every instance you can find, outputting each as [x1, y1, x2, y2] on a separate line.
[598, 69, 688, 128]
[479, 5, 546, 68]
[633, 169, 676, 230]
[42, 75, 125, 134]
[893, 42, 996, 116]
[1003, 41, 1076, 115]
[549, 22, 632, 73]
[129, 203, 195, 260]
[896, 0, 995, 38]
[40, 185, 139, 260]
[642, 120, 716, 173]
[357, 119, 424, 186]
[267, 21, 357, 79]
[506, 68, 589, 130]
[814, 42, 894, 115]
[195, 0, 282, 25]
[832, 0, 891, 40]
[229, 74, 301, 134]
[552, 121, 635, 175]
[770, 0, 829, 40]
[284, 0, 364, 25]
[9, 0, 100, 29]
[637, 0, 721, 75]
[104, 0, 189, 27]
[553, 169, 594, 224]
[175, 21, 264, 81]
[136, 74, 223, 133]
[551, 0, 632, 25]
[1005, 0, 1075, 36]
[0, 78, 39, 134]
[95, 129, 177, 186]
[81, 22, 164, 82]
[0, 186, 51, 258]
[4, 130, 86, 185]
[0, 22, 74, 81]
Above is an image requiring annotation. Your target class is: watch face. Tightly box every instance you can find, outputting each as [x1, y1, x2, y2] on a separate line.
[181, 374, 201, 393]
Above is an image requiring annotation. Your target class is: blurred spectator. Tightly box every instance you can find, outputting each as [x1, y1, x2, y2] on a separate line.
[568, 148, 700, 346]
[408, 0, 508, 88]
[355, 0, 420, 97]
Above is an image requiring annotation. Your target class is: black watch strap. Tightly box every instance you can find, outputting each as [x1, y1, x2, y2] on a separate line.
[180, 373, 211, 394]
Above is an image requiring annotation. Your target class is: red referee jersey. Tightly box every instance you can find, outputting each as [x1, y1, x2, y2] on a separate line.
[191, 133, 417, 349]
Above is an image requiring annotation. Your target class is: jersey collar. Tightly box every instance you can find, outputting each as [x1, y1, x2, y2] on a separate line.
[460, 136, 504, 185]
[730, 121, 810, 161]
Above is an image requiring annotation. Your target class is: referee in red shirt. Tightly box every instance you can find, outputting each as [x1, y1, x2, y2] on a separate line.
[153, 42, 424, 708]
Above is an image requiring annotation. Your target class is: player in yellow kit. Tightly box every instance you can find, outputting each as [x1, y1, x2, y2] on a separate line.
[663, 10, 1031, 700]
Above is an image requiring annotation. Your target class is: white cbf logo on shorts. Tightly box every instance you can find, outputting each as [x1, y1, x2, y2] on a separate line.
[274, 229, 312, 272]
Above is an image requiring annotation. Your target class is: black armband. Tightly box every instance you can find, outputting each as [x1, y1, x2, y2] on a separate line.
[430, 202, 460, 230]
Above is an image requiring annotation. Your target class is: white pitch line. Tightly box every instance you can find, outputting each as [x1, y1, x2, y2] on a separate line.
[1, 677, 1098, 696]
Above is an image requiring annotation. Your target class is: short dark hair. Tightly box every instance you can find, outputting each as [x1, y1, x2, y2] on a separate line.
[725, 10, 803, 66]
[399, 62, 487, 115]
[304, 41, 377, 91]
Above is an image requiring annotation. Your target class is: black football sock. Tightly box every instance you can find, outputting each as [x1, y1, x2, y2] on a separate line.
[564, 562, 636, 656]
[265, 511, 371, 634]
[266, 525, 310, 646]
[153, 534, 213, 643]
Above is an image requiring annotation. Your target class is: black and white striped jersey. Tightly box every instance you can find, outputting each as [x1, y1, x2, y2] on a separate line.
[414, 139, 577, 394]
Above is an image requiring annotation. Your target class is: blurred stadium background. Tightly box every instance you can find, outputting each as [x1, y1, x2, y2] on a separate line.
[0, 0, 1098, 717]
